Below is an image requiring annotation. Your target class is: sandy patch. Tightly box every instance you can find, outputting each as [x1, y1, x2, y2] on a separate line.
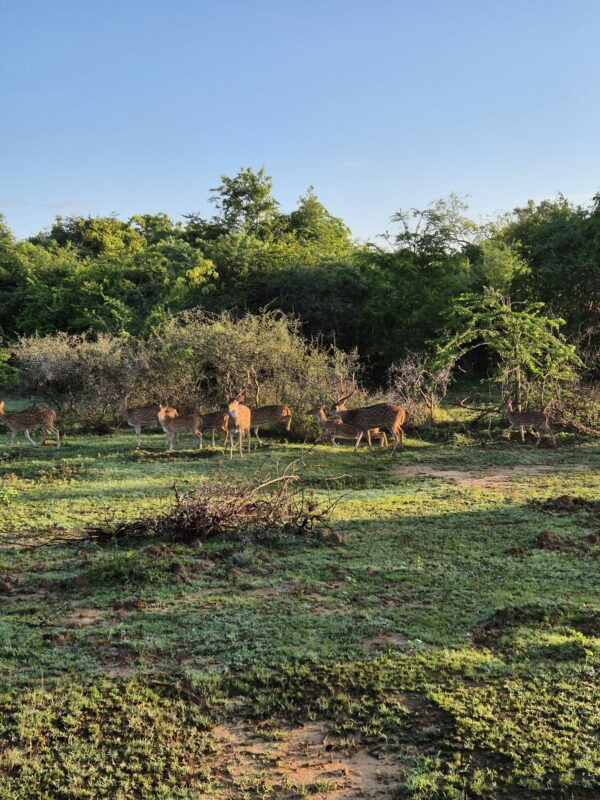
[213, 721, 400, 798]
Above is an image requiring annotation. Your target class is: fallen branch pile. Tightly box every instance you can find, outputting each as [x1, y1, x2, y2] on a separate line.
[87, 459, 341, 545]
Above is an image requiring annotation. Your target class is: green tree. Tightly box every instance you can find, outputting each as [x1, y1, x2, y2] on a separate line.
[435, 289, 581, 406]
[209, 166, 279, 235]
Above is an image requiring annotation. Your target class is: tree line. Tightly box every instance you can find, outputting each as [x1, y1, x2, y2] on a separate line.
[1, 168, 599, 380]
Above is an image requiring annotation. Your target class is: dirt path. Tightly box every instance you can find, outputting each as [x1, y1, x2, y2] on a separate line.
[394, 463, 590, 489]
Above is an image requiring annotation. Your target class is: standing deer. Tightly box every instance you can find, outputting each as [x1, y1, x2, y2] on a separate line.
[158, 405, 202, 451]
[251, 405, 292, 444]
[226, 376, 252, 458]
[119, 393, 177, 448]
[308, 406, 387, 448]
[198, 410, 229, 447]
[329, 376, 406, 452]
[504, 399, 556, 447]
[0, 401, 60, 448]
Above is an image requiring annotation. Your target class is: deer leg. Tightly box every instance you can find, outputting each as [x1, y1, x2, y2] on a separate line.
[392, 427, 404, 453]
[366, 430, 373, 451]
[253, 427, 262, 445]
[24, 429, 38, 446]
[330, 437, 340, 447]
[247, 429, 251, 453]
[520, 426, 525, 443]
[50, 425, 61, 449]
[134, 426, 141, 448]
[354, 431, 364, 451]
[9, 429, 16, 447]
[197, 431, 203, 449]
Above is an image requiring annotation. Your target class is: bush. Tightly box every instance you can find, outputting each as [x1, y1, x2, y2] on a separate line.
[11, 311, 357, 428]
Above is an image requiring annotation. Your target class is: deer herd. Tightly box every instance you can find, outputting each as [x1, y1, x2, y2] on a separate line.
[0, 377, 558, 455]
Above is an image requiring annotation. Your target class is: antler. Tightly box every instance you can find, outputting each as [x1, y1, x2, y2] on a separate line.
[335, 373, 357, 405]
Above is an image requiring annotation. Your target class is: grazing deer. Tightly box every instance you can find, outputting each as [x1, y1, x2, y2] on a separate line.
[158, 405, 202, 451]
[0, 401, 60, 448]
[504, 399, 556, 447]
[226, 376, 252, 458]
[330, 376, 406, 452]
[308, 406, 387, 448]
[251, 405, 292, 444]
[119, 393, 177, 448]
[198, 410, 229, 447]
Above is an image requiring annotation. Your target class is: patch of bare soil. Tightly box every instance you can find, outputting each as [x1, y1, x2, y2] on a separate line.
[361, 632, 412, 653]
[65, 607, 105, 628]
[395, 464, 590, 490]
[534, 529, 599, 555]
[531, 495, 600, 514]
[213, 721, 401, 798]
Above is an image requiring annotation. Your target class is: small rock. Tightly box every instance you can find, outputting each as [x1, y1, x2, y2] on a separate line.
[0, 580, 13, 593]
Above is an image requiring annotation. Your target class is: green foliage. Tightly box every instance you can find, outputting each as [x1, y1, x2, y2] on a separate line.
[2, 181, 599, 378]
[11, 311, 356, 423]
[435, 289, 581, 404]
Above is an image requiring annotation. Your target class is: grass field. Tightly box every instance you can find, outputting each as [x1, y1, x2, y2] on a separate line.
[0, 419, 599, 799]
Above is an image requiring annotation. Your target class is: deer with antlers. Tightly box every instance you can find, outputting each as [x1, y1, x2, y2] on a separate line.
[119, 393, 177, 448]
[158, 405, 202, 451]
[504, 398, 556, 447]
[226, 374, 252, 458]
[0, 401, 60, 448]
[329, 375, 406, 452]
[308, 406, 388, 448]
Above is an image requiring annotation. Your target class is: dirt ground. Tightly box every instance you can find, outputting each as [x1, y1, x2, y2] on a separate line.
[214, 721, 401, 798]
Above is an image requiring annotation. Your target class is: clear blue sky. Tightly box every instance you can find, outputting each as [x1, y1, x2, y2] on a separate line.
[2, 0, 599, 241]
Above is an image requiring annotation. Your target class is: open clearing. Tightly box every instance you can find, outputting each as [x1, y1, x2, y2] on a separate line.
[0, 432, 599, 798]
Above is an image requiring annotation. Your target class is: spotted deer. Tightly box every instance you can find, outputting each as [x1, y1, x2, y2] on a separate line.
[199, 410, 229, 447]
[251, 405, 292, 444]
[329, 376, 406, 452]
[158, 405, 202, 451]
[226, 375, 252, 458]
[504, 398, 556, 447]
[119, 393, 177, 447]
[308, 406, 388, 448]
[0, 401, 60, 448]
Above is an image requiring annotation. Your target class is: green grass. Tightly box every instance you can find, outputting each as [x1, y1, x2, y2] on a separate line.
[1, 423, 599, 798]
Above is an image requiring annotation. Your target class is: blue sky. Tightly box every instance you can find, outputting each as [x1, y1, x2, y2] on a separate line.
[1, 0, 599, 241]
